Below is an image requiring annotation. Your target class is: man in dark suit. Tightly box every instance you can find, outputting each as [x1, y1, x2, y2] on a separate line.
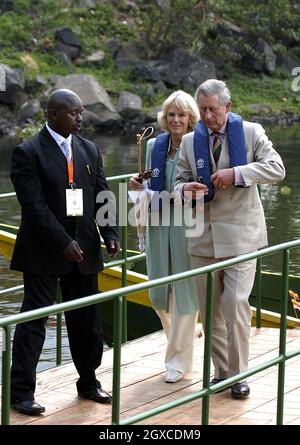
[10, 89, 120, 415]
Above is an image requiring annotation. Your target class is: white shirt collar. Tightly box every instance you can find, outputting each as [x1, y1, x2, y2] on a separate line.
[46, 122, 72, 148]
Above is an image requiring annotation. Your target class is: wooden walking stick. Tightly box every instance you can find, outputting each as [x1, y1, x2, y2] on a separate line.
[136, 126, 154, 182]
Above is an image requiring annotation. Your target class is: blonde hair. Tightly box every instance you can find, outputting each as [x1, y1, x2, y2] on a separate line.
[157, 90, 200, 131]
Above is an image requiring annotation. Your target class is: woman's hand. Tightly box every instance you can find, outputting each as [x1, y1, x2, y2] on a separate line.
[129, 176, 144, 191]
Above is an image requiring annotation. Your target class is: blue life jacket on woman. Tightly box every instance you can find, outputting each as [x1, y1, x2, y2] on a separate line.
[150, 132, 170, 192]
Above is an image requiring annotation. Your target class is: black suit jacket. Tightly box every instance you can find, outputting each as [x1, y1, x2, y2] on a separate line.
[10, 125, 119, 275]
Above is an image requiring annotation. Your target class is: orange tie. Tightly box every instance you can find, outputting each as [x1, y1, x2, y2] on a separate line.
[61, 140, 74, 185]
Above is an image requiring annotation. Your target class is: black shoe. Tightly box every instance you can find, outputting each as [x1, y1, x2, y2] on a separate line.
[231, 381, 250, 399]
[209, 378, 229, 393]
[78, 386, 112, 404]
[12, 400, 45, 416]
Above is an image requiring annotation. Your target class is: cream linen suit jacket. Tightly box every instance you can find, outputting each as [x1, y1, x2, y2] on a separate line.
[174, 121, 286, 258]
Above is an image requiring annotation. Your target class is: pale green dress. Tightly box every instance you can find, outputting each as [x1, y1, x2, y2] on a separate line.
[145, 138, 198, 316]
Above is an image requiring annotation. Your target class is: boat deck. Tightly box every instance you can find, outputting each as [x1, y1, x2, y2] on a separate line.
[4, 326, 300, 426]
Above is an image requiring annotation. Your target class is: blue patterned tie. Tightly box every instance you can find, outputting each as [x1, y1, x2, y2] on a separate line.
[61, 139, 72, 163]
[212, 132, 222, 165]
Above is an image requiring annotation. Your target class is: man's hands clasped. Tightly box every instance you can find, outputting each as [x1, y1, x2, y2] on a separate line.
[183, 168, 235, 199]
[211, 168, 235, 189]
[183, 182, 208, 200]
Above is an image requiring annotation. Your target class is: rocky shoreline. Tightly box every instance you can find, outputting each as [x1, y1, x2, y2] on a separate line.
[1, 29, 300, 141]
[0, 94, 299, 147]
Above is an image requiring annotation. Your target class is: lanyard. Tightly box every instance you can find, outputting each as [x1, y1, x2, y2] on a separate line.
[66, 142, 75, 187]
[67, 160, 74, 187]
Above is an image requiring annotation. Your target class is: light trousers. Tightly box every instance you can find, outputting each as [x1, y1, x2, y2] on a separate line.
[191, 255, 257, 379]
[156, 295, 198, 374]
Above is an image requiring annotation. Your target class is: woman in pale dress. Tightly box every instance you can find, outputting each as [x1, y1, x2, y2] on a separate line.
[130, 91, 201, 383]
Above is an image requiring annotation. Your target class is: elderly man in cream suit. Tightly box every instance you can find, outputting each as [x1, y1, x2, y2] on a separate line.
[175, 79, 285, 399]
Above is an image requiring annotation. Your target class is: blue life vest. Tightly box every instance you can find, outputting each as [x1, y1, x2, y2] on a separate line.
[150, 132, 170, 192]
[193, 112, 247, 202]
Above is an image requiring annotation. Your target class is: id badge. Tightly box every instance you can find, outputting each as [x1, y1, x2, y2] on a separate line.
[66, 188, 83, 216]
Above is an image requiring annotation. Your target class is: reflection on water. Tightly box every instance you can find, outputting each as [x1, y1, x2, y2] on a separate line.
[0, 124, 300, 372]
[260, 125, 300, 274]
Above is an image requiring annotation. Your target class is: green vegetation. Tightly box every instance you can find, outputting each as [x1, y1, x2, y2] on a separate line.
[0, 0, 299, 118]
[228, 74, 299, 116]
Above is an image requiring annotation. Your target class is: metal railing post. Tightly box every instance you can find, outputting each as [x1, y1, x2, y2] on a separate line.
[276, 249, 289, 425]
[1, 325, 11, 425]
[56, 280, 62, 366]
[111, 296, 123, 425]
[202, 271, 215, 425]
[256, 258, 262, 328]
[120, 179, 128, 344]
[255, 184, 262, 328]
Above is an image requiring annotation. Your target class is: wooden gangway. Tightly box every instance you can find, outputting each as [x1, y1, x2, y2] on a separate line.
[3, 326, 300, 425]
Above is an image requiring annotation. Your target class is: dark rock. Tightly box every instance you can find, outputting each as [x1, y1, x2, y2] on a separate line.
[153, 81, 168, 94]
[131, 49, 216, 90]
[55, 27, 81, 47]
[251, 113, 300, 127]
[57, 52, 73, 66]
[181, 59, 216, 90]
[242, 38, 276, 75]
[106, 38, 121, 58]
[82, 109, 105, 127]
[55, 27, 81, 60]
[57, 42, 80, 61]
[0, 64, 25, 106]
[281, 34, 300, 49]
[0, 65, 5, 91]
[116, 42, 140, 60]
[131, 61, 161, 82]
[117, 91, 142, 120]
[115, 43, 141, 70]
[277, 50, 300, 74]
[115, 57, 136, 70]
[35, 75, 48, 87]
[53, 74, 122, 129]
[290, 47, 300, 62]
[20, 99, 41, 121]
[249, 104, 272, 114]
[0, 0, 13, 13]
[0, 103, 19, 136]
[139, 111, 158, 124]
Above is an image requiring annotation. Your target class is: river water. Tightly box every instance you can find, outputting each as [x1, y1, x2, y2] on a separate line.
[0, 124, 300, 371]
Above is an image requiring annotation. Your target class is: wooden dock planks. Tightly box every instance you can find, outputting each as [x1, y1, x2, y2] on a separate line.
[2, 327, 300, 425]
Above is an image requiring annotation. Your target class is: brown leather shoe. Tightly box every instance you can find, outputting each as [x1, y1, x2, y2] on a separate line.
[231, 381, 250, 399]
[12, 399, 45, 416]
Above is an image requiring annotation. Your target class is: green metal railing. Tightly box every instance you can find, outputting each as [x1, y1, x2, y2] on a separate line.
[0, 176, 145, 363]
[1, 184, 300, 425]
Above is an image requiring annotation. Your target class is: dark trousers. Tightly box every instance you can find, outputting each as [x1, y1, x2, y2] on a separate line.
[11, 271, 103, 402]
